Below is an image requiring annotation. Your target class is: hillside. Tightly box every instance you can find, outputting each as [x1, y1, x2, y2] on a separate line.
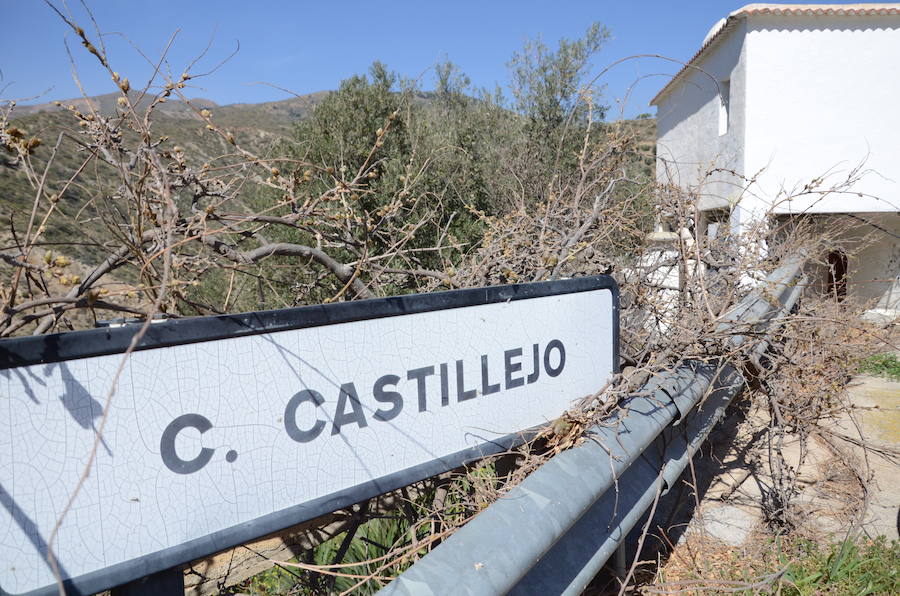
[0, 91, 330, 265]
[6, 90, 328, 175]
[1, 90, 656, 272]
[12, 92, 218, 119]
[12, 90, 327, 131]
[210, 92, 329, 136]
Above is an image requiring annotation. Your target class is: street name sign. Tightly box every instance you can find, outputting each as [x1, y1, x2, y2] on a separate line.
[0, 276, 618, 595]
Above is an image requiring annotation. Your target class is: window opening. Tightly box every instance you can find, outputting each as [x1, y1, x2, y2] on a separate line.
[826, 250, 848, 301]
[718, 79, 730, 136]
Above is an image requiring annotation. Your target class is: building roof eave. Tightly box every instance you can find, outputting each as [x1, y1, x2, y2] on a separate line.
[649, 3, 900, 107]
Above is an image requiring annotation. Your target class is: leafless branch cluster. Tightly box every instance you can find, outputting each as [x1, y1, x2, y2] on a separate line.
[0, 11, 479, 338]
[2, 5, 897, 594]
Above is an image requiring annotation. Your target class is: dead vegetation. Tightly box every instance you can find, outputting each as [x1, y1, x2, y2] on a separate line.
[2, 3, 898, 595]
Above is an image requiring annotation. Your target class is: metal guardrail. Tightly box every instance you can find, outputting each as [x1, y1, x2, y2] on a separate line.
[379, 257, 807, 595]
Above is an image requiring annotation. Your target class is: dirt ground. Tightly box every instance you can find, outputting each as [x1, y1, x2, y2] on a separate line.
[646, 368, 900, 585]
[696, 373, 899, 544]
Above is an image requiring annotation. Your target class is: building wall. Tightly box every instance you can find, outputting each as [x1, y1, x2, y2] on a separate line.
[797, 214, 900, 314]
[654, 14, 900, 315]
[655, 20, 748, 215]
[743, 14, 900, 217]
[855, 217, 900, 313]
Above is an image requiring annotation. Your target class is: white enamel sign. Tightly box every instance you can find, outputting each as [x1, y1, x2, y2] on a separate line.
[0, 277, 617, 595]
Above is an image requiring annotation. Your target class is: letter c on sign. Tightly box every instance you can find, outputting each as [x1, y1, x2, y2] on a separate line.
[160, 413, 215, 474]
[284, 389, 326, 443]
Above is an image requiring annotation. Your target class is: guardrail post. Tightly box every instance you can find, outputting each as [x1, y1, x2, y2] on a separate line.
[614, 543, 627, 579]
[110, 566, 183, 595]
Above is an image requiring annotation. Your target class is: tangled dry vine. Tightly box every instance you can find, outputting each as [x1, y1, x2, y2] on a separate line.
[2, 3, 897, 594]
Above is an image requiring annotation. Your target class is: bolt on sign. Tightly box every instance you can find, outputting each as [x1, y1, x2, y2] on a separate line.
[0, 276, 618, 595]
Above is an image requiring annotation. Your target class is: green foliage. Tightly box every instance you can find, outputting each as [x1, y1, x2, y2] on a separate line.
[254, 60, 514, 302]
[241, 563, 311, 596]
[654, 535, 899, 595]
[239, 462, 504, 594]
[1, 97, 314, 271]
[315, 516, 416, 595]
[226, 19, 657, 309]
[295, 61, 406, 177]
[242, 515, 417, 595]
[2, 16, 657, 328]
[508, 22, 610, 130]
[781, 536, 900, 595]
[859, 353, 900, 381]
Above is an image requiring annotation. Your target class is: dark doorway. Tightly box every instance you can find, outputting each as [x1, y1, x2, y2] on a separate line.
[827, 250, 848, 301]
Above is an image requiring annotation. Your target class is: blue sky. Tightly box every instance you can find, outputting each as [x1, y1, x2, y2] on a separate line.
[2, 1, 858, 118]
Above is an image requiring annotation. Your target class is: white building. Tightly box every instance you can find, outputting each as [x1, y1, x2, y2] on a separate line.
[651, 3, 900, 316]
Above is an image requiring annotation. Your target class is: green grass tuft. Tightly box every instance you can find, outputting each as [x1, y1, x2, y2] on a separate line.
[782, 536, 900, 595]
[859, 353, 900, 381]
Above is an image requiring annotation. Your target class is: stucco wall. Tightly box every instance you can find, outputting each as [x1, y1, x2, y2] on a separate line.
[743, 15, 900, 216]
[797, 213, 900, 313]
[655, 20, 748, 215]
[654, 13, 900, 317]
[845, 214, 900, 312]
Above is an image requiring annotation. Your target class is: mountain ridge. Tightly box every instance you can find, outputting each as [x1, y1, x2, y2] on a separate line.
[12, 90, 330, 136]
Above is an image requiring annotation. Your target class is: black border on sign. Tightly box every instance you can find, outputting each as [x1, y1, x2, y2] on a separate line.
[0, 275, 619, 596]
